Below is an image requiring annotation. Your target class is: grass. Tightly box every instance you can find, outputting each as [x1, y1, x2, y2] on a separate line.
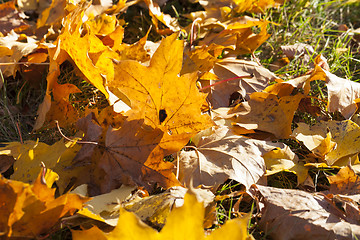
[1, 0, 360, 239]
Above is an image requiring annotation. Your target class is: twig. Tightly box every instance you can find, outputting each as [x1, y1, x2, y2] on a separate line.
[0, 62, 50, 66]
[55, 120, 99, 145]
[198, 74, 253, 91]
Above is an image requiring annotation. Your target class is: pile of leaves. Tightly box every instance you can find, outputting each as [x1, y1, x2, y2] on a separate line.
[1, 0, 360, 239]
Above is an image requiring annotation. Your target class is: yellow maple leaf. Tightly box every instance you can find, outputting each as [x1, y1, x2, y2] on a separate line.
[109, 33, 213, 139]
[72, 192, 251, 240]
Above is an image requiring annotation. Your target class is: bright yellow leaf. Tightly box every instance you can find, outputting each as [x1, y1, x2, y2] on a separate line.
[72, 192, 251, 240]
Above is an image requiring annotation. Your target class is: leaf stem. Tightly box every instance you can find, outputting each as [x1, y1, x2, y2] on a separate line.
[198, 74, 254, 91]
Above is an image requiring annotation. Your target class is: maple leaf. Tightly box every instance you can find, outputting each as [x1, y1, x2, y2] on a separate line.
[199, 16, 271, 55]
[227, 84, 304, 139]
[324, 70, 360, 119]
[0, 1, 29, 35]
[178, 126, 285, 189]
[293, 120, 360, 166]
[205, 58, 276, 108]
[250, 184, 360, 239]
[0, 168, 89, 238]
[327, 165, 360, 195]
[262, 147, 309, 185]
[72, 192, 251, 240]
[109, 33, 213, 142]
[98, 118, 183, 192]
[0, 31, 38, 77]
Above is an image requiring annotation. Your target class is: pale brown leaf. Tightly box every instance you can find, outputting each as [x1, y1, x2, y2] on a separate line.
[250, 185, 360, 240]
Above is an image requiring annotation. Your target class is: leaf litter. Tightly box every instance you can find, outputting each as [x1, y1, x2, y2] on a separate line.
[0, 0, 360, 239]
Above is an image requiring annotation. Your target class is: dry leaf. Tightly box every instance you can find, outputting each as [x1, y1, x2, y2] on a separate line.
[109, 33, 213, 142]
[293, 122, 336, 158]
[98, 118, 182, 192]
[327, 165, 360, 195]
[0, 31, 38, 77]
[206, 58, 276, 108]
[0, 1, 29, 35]
[72, 192, 251, 240]
[73, 184, 136, 226]
[250, 184, 360, 240]
[0, 168, 89, 238]
[228, 83, 304, 139]
[293, 120, 360, 165]
[262, 147, 309, 184]
[178, 126, 285, 189]
[123, 186, 215, 229]
[144, 0, 181, 34]
[324, 70, 360, 119]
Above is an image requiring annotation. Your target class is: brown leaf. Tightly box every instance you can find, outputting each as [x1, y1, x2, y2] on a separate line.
[178, 126, 285, 189]
[325, 69, 360, 119]
[0, 1, 29, 35]
[98, 118, 182, 192]
[206, 58, 276, 108]
[250, 185, 360, 240]
[228, 86, 304, 139]
[0, 31, 38, 77]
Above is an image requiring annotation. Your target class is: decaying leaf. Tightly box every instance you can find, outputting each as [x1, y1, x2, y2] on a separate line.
[250, 184, 360, 240]
[293, 120, 360, 165]
[262, 147, 309, 184]
[0, 168, 89, 238]
[325, 69, 360, 119]
[0, 31, 38, 77]
[206, 58, 276, 108]
[327, 165, 360, 195]
[72, 192, 251, 240]
[98, 118, 182, 192]
[178, 126, 285, 189]
[227, 83, 304, 139]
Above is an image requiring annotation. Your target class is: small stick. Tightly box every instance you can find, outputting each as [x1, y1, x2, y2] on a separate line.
[55, 120, 99, 145]
[198, 74, 253, 91]
[190, 18, 202, 47]
[0, 62, 50, 66]
[16, 122, 23, 144]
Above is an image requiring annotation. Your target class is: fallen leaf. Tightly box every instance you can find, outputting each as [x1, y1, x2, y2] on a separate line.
[0, 31, 38, 77]
[109, 33, 213, 142]
[206, 58, 276, 108]
[263, 147, 309, 184]
[178, 126, 285, 189]
[324, 69, 360, 119]
[0, 168, 89, 238]
[144, 0, 181, 34]
[72, 191, 251, 240]
[250, 184, 360, 240]
[327, 165, 360, 195]
[73, 184, 135, 226]
[293, 122, 336, 158]
[123, 186, 215, 229]
[199, 17, 271, 55]
[228, 83, 304, 139]
[293, 120, 360, 165]
[0, 1, 29, 35]
[98, 118, 183, 192]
